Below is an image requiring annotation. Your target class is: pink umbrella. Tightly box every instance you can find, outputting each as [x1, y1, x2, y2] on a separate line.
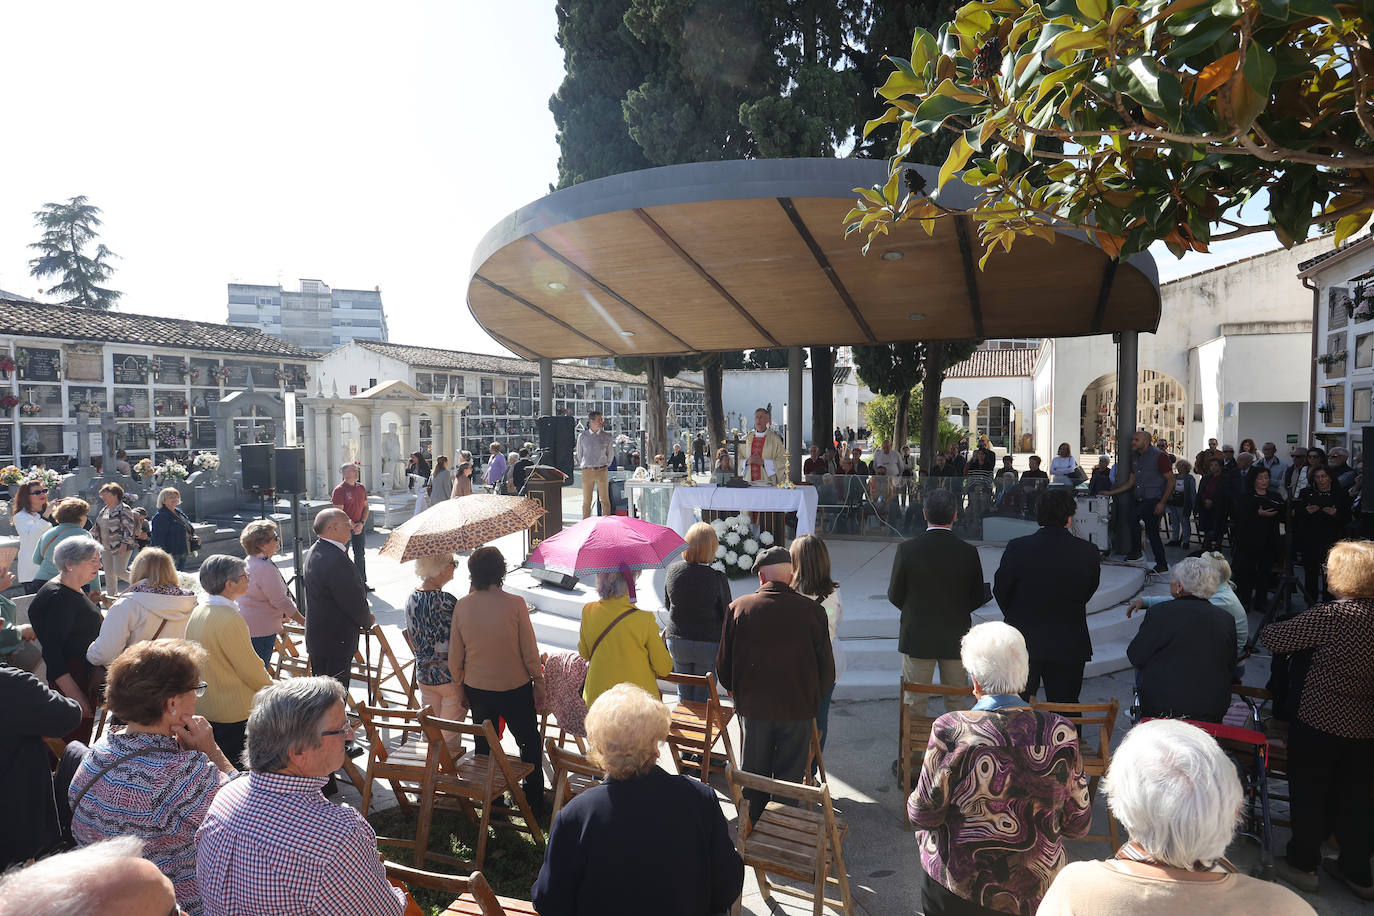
[526, 515, 686, 577]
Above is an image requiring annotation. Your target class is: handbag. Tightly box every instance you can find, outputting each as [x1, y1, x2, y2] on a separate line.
[88, 617, 170, 702]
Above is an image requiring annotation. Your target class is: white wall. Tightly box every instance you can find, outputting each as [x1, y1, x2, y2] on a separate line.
[317, 342, 411, 396]
[1236, 402, 1305, 454]
[940, 376, 1036, 450]
[720, 369, 871, 445]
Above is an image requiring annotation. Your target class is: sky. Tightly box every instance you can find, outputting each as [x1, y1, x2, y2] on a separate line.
[0, 3, 1284, 357]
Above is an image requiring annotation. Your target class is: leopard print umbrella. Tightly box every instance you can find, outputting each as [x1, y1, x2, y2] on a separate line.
[379, 493, 546, 561]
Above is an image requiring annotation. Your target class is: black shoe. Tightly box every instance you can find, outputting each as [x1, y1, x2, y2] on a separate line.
[1165, 540, 1181, 547]
[1125, 551, 1144, 561]
[365, 585, 375, 592]
[345, 740, 365, 759]
[1153, 563, 1169, 574]
[1323, 858, 1374, 900]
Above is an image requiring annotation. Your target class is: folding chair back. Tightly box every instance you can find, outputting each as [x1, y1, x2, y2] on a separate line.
[355, 704, 439, 817]
[726, 764, 853, 915]
[1031, 699, 1120, 847]
[898, 681, 971, 795]
[416, 709, 545, 870]
[382, 862, 536, 915]
[365, 624, 420, 709]
[545, 738, 605, 821]
[274, 622, 311, 679]
[662, 671, 737, 782]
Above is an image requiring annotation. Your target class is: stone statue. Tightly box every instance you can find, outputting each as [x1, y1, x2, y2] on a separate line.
[381, 423, 404, 489]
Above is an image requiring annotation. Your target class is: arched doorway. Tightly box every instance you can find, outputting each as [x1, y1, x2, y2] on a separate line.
[976, 397, 1016, 451]
[940, 397, 970, 429]
[1080, 370, 1187, 454]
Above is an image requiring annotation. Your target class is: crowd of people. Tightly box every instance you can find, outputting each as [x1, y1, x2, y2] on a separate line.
[3, 422, 1372, 914]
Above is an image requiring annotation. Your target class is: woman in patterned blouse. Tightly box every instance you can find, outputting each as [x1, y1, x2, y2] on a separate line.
[908, 621, 1092, 915]
[69, 639, 238, 916]
[1263, 539, 1374, 899]
[404, 553, 461, 723]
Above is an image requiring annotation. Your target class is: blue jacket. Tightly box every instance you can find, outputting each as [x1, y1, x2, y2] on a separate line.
[150, 506, 193, 556]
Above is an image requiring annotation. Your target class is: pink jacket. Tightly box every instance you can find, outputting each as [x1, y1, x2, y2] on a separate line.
[238, 555, 299, 638]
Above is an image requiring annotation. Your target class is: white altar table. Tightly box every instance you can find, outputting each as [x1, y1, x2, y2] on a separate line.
[665, 484, 819, 538]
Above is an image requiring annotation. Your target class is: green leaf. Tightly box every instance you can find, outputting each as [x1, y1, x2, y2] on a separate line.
[939, 134, 976, 189]
[913, 94, 980, 129]
[877, 69, 922, 100]
[1210, 0, 1242, 17]
[863, 108, 901, 139]
[1242, 42, 1276, 99]
[1165, 15, 1236, 60]
[1334, 210, 1373, 247]
[954, 6, 995, 37]
[1256, 0, 1289, 16]
[1287, 0, 1342, 23]
[911, 28, 939, 72]
[1076, 0, 1109, 22]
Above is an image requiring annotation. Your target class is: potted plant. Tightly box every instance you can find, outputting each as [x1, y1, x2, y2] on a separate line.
[0, 356, 16, 378]
[1317, 402, 1336, 424]
[0, 395, 18, 411]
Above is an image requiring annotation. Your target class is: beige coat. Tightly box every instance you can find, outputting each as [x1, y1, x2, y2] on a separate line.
[737, 428, 786, 486]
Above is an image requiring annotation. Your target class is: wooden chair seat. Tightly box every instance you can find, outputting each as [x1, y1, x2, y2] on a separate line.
[546, 739, 605, 820]
[382, 861, 535, 916]
[743, 802, 848, 881]
[662, 672, 737, 782]
[447, 753, 535, 794]
[443, 895, 539, 916]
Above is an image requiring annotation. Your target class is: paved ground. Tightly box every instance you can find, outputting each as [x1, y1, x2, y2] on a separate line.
[300, 482, 1365, 914]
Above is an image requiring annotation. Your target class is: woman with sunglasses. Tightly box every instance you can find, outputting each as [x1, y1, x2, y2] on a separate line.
[12, 478, 53, 594]
[69, 639, 238, 916]
[236, 520, 303, 669]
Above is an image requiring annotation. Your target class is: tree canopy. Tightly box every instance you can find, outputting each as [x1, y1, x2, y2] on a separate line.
[848, 0, 1374, 265]
[28, 196, 121, 310]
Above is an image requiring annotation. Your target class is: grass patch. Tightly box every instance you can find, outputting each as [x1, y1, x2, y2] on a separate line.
[368, 804, 547, 916]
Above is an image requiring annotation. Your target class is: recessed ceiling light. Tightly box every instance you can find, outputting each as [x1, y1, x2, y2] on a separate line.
[620, 330, 636, 337]
[881, 250, 904, 261]
[546, 281, 566, 291]
[907, 312, 925, 321]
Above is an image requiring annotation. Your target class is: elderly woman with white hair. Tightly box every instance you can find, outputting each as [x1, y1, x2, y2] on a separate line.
[1128, 550, 1247, 675]
[578, 564, 671, 708]
[531, 684, 744, 915]
[1038, 720, 1314, 914]
[908, 621, 1091, 915]
[29, 535, 105, 742]
[406, 552, 460, 722]
[1126, 557, 1237, 723]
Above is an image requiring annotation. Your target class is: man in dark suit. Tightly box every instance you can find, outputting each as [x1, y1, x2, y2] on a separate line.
[303, 507, 373, 692]
[994, 488, 1101, 702]
[887, 487, 985, 717]
[717, 546, 835, 823]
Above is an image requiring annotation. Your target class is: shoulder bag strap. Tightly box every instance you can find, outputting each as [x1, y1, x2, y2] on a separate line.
[588, 606, 640, 662]
[70, 746, 177, 812]
[151, 616, 170, 640]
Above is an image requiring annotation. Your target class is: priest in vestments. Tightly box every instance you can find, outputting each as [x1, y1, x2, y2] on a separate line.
[738, 407, 786, 486]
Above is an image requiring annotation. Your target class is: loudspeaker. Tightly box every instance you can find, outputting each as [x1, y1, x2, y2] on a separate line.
[274, 447, 306, 495]
[1362, 427, 1374, 511]
[240, 444, 274, 491]
[537, 415, 576, 480]
[525, 565, 580, 590]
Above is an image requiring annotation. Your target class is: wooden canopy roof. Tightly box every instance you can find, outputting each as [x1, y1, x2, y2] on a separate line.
[466, 158, 1160, 360]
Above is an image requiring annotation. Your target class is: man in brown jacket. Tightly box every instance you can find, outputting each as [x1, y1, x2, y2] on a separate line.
[717, 546, 835, 822]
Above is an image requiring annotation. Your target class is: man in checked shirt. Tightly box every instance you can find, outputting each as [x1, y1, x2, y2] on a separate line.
[196, 678, 405, 916]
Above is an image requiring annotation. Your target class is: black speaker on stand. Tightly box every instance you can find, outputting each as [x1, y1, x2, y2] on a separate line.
[537, 415, 576, 481]
[274, 447, 306, 495]
[240, 443, 275, 492]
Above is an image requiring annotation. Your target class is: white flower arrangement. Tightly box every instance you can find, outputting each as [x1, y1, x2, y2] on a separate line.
[193, 451, 219, 471]
[736, 553, 753, 570]
[742, 538, 759, 555]
[725, 550, 739, 565]
[724, 530, 741, 547]
[734, 512, 751, 527]
[711, 561, 727, 573]
[714, 513, 759, 579]
[715, 545, 727, 559]
[710, 519, 728, 536]
[759, 530, 775, 546]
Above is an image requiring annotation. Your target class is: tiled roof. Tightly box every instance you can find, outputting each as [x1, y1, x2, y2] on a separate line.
[355, 340, 702, 389]
[1297, 231, 1369, 272]
[944, 347, 1038, 378]
[0, 298, 316, 358]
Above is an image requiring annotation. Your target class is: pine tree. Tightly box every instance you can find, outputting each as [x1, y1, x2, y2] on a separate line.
[28, 196, 121, 310]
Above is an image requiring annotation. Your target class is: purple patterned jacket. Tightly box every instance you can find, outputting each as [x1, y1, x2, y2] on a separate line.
[908, 707, 1092, 915]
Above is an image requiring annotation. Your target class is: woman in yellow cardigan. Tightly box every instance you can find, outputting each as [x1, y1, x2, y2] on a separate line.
[578, 565, 672, 706]
[184, 555, 272, 769]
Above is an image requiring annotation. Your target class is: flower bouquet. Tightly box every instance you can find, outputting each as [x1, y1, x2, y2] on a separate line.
[116, 404, 136, 416]
[0, 395, 18, 410]
[33, 468, 62, 492]
[193, 451, 220, 472]
[709, 513, 767, 579]
[0, 466, 23, 486]
[155, 459, 189, 482]
[0, 356, 15, 375]
[19, 403, 41, 416]
[214, 366, 231, 383]
[132, 458, 155, 480]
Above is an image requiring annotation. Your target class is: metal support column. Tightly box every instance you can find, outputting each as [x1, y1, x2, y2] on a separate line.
[538, 358, 553, 416]
[1114, 331, 1139, 554]
[788, 346, 804, 482]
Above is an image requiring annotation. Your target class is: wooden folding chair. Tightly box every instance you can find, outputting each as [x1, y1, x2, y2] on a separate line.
[1032, 699, 1120, 847]
[273, 622, 311, 680]
[726, 764, 852, 916]
[356, 704, 449, 817]
[362, 624, 419, 710]
[897, 681, 972, 796]
[662, 671, 737, 782]
[545, 738, 605, 821]
[382, 861, 536, 916]
[413, 709, 546, 871]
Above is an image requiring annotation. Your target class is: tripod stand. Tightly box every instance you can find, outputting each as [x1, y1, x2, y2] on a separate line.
[1243, 498, 1311, 658]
